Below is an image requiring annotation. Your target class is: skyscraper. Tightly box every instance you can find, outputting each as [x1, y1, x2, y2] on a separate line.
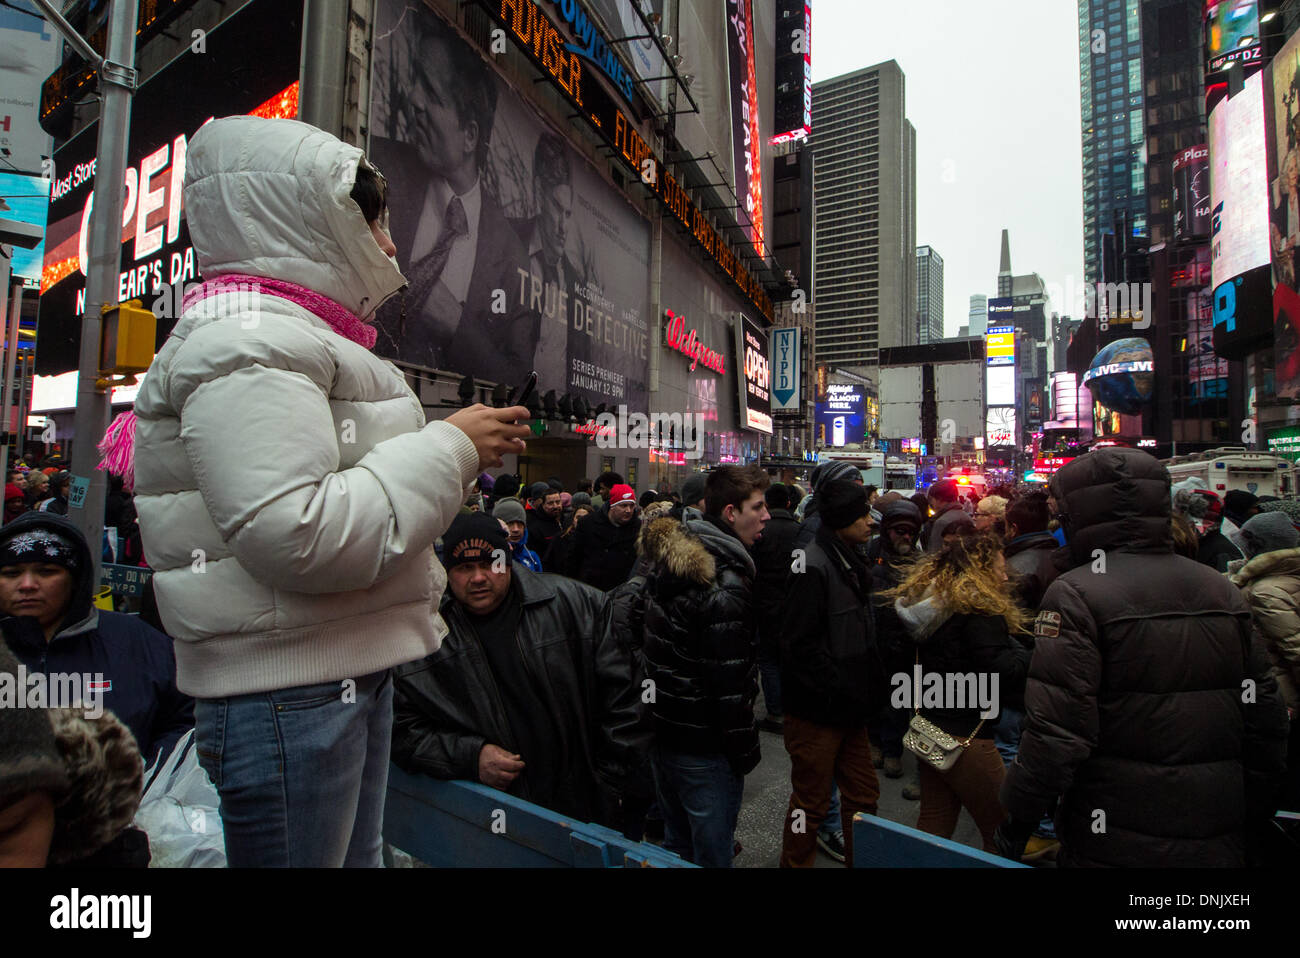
[968, 294, 988, 338]
[1078, 0, 1148, 284]
[811, 61, 917, 367]
[916, 245, 944, 344]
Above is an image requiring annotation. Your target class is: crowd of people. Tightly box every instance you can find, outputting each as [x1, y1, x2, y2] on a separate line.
[2, 117, 1293, 870]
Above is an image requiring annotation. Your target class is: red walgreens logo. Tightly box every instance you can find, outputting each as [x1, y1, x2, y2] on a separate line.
[664, 309, 725, 375]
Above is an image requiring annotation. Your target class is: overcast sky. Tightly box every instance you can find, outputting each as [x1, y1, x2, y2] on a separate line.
[810, 0, 1086, 337]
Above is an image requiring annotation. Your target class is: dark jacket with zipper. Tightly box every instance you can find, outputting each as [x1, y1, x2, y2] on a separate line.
[1, 512, 193, 769]
[565, 504, 641, 591]
[894, 596, 1030, 741]
[752, 508, 802, 657]
[390, 566, 650, 819]
[779, 524, 886, 727]
[1001, 447, 1290, 867]
[641, 514, 761, 775]
[1003, 531, 1064, 614]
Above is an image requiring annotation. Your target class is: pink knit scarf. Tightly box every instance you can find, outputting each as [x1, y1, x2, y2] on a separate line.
[180, 273, 378, 348]
[98, 275, 377, 490]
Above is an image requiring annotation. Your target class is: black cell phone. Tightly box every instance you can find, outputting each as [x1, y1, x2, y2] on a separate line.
[516, 371, 539, 409]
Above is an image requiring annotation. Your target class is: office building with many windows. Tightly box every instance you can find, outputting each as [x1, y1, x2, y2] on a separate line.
[1079, 0, 1148, 283]
[916, 245, 944, 344]
[811, 61, 917, 367]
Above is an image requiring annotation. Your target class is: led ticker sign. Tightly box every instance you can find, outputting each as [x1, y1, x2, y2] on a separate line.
[1205, 0, 1261, 75]
[538, 0, 636, 104]
[663, 309, 725, 375]
[772, 1, 812, 144]
[1082, 359, 1155, 384]
[481, 0, 773, 322]
[985, 325, 1016, 367]
[40, 0, 190, 134]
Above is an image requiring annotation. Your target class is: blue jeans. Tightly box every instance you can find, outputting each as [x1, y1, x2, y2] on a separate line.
[993, 705, 1055, 839]
[651, 744, 744, 867]
[758, 652, 782, 717]
[994, 706, 1023, 766]
[194, 669, 393, 867]
[822, 785, 842, 836]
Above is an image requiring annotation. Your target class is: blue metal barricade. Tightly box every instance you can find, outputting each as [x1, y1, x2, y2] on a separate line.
[851, 812, 1029, 868]
[383, 764, 696, 868]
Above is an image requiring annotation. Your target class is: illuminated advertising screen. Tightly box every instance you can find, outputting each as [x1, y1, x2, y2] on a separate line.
[0, 172, 49, 288]
[735, 314, 772, 433]
[1173, 144, 1211, 242]
[1211, 70, 1270, 289]
[986, 297, 1014, 329]
[772, 0, 812, 143]
[1082, 358, 1155, 384]
[0, 0, 60, 175]
[985, 407, 1016, 447]
[727, 0, 765, 258]
[1270, 29, 1300, 400]
[36, 0, 303, 376]
[986, 364, 1016, 406]
[815, 383, 865, 447]
[1205, 1, 1261, 75]
[985, 324, 1016, 367]
[1051, 371, 1080, 427]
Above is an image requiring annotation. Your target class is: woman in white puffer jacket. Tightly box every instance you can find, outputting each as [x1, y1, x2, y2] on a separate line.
[132, 116, 530, 866]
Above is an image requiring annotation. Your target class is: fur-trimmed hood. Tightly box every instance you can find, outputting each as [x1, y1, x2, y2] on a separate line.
[639, 514, 754, 586]
[1229, 546, 1300, 589]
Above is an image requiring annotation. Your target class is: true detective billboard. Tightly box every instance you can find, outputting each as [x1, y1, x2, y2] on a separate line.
[34, 0, 304, 376]
[368, 0, 650, 408]
[1173, 144, 1211, 243]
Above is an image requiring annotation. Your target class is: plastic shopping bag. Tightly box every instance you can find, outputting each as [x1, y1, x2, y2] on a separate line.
[133, 729, 226, 867]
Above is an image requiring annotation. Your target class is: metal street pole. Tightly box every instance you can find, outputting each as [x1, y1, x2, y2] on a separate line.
[33, 0, 139, 584]
[1, 278, 22, 478]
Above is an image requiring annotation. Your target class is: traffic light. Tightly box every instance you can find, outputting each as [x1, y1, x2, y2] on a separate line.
[97, 299, 155, 388]
[543, 389, 558, 419]
[558, 393, 573, 421]
[457, 375, 476, 406]
[573, 397, 590, 423]
[491, 383, 510, 407]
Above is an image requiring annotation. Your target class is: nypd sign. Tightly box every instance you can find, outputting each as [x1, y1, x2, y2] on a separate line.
[772, 327, 800, 412]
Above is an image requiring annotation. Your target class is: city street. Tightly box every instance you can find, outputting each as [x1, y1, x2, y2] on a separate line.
[733, 703, 983, 868]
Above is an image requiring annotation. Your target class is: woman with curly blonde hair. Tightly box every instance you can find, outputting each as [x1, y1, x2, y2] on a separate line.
[880, 532, 1031, 851]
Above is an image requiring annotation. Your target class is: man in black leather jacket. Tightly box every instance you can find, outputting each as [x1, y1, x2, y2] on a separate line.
[391, 514, 650, 826]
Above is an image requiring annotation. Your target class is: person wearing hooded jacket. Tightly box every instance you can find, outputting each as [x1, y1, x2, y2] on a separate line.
[884, 533, 1031, 852]
[130, 116, 532, 867]
[777, 480, 885, 867]
[868, 498, 925, 782]
[998, 448, 1290, 867]
[0, 513, 194, 770]
[1229, 511, 1300, 811]
[792, 459, 860, 550]
[641, 465, 770, 866]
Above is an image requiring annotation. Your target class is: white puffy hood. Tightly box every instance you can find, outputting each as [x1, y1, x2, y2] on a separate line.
[183, 116, 407, 319]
